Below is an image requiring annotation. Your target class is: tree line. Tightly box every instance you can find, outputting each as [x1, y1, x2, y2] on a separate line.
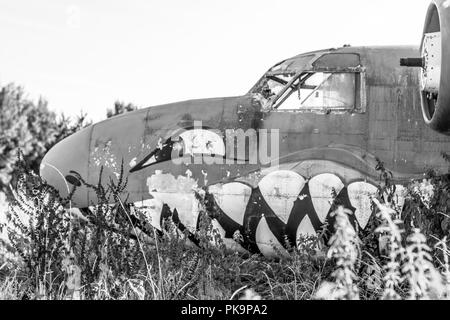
[0, 83, 138, 196]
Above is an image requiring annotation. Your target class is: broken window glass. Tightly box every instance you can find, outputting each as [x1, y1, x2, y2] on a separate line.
[275, 72, 357, 111]
[270, 54, 315, 74]
[252, 73, 298, 110]
[250, 56, 316, 110]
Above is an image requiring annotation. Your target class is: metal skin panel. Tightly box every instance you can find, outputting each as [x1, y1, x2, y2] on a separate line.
[40, 45, 450, 257]
[312, 53, 361, 70]
[421, 32, 441, 93]
[419, 0, 450, 134]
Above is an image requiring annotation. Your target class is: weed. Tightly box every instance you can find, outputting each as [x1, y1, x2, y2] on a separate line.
[1, 155, 450, 300]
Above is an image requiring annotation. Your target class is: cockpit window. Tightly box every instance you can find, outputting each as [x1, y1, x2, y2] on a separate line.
[252, 73, 297, 108]
[276, 72, 356, 111]
[250, 54, 316, 103]
[251, 52, 365, 113]
[269, 54, 315, 75]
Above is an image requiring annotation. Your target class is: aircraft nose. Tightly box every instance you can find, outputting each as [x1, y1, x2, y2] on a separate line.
[40, 125, 93, 206]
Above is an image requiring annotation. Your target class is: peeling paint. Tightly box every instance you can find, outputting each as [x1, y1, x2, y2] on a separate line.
[146, 171, 198, 194]
[129, 157, 137, 168]
[146, 171, 200, 232]
[92, 140, 120, 178]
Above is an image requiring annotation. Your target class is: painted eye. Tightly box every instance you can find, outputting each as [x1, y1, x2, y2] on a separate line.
[129, 138, 175, 172]
[130, 129, 226, 173]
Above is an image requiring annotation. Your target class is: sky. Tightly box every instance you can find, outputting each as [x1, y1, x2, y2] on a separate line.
[0, 0, 431, 122]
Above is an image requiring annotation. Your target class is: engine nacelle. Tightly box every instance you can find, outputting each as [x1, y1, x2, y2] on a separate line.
[402, 0, 450, 135]
[420, 0, 450, 134]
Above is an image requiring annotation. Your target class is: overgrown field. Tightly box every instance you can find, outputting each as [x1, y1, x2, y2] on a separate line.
[0, 155, 450, 300]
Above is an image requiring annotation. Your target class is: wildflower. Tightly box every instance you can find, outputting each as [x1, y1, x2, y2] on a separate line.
[410, 179, 434, 209]
[315, 206, 359, 300]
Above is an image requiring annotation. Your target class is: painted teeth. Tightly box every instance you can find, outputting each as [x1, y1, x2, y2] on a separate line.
[258, 170, 306, 224]
[255, 216, 289, 258]
[150, 192, 199, 231]
[134, 198, 164, 231]
[140, 170, 405, 257]
[210, 219, 248, 254]
[309, 174, 345, 223]
[210, 171, 404, 256]
[208, 182, 251, 226]
[296, 215, 316, 238]
[347, 182, 378, 229]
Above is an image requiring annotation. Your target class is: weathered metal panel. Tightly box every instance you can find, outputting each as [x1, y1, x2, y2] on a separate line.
[313, 53, 361, 70]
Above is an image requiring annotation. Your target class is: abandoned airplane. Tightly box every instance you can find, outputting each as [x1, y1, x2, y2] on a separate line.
[40, 0, 450, 257]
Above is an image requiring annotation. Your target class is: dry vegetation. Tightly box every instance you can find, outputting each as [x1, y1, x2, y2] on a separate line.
[0, 154, 449, 300]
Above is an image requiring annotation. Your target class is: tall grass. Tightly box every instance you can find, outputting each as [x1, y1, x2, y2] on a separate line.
[0, 156, 449, 300]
